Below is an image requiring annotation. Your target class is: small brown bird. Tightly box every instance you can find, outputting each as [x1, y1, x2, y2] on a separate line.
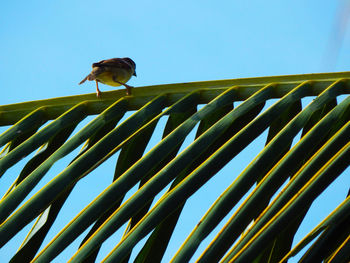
[79, 57, 137, 97]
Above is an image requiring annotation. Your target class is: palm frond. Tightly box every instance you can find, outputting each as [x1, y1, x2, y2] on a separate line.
[0, 72, 349, 262]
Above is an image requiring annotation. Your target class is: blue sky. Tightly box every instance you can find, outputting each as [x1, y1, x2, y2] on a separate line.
[0, 1, 349, 262]
[1, 0, 349, 104]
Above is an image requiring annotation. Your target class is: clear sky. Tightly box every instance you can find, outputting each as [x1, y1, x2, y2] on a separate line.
[0, 1, 349, 262]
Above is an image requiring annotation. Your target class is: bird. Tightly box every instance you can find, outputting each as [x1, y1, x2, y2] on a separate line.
[79, 57, 137, 97]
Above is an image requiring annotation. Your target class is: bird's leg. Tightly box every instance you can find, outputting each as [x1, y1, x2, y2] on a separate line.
[124, 83, 133, 96]
[95, 80, 101, 98]
[113, 79, 133, 95]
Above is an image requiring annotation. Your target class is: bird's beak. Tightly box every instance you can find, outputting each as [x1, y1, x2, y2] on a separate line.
[133, 71, 137, 77]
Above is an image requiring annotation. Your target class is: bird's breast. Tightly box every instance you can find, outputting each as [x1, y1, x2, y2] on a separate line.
[96, 69, 132, 87]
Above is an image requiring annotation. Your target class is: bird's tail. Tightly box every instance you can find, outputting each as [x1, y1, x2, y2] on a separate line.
[79, 74, 95, 85]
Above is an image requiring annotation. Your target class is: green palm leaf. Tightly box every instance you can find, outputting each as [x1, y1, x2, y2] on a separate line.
[0, 72, 349, 262]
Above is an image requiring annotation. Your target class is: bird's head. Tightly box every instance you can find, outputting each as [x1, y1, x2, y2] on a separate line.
[123, 57, 137, 77]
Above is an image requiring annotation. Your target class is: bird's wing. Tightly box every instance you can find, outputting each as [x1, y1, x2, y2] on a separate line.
[92, 58, 131, 72]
